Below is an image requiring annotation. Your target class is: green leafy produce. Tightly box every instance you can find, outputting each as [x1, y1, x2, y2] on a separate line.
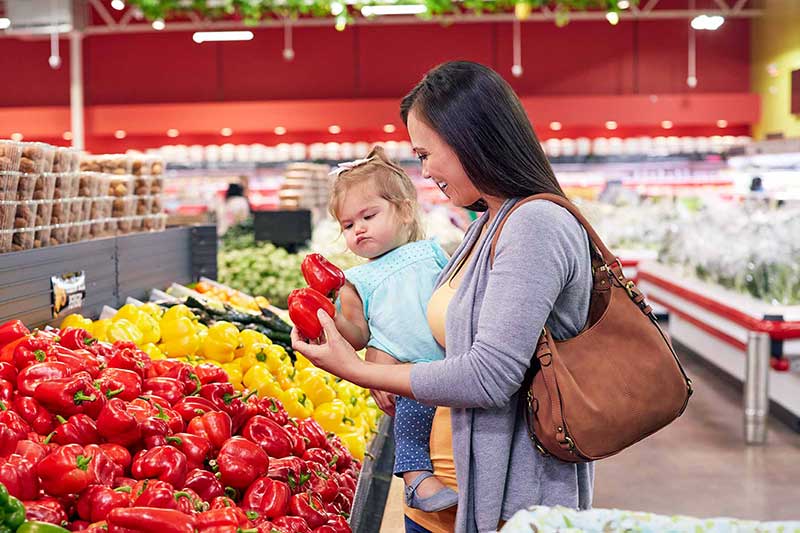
[218, 242, 306, 309]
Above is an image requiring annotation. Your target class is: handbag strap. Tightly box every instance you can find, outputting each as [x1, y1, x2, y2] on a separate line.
[489, 193, 617, 267]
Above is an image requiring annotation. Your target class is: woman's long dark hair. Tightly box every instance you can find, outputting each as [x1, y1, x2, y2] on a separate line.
[401, 61, 564, 211]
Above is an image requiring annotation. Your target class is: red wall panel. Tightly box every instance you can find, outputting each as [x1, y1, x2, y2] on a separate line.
[84, 32, 219, 104]
[0, 37, 71, 106]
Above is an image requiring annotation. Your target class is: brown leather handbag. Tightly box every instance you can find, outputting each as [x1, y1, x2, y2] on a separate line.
[490, 194, 693, 463]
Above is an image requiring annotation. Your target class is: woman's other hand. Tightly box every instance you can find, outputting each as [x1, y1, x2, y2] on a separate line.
[292, 309, 363, 381]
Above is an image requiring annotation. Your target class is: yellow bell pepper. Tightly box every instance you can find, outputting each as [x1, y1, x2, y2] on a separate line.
[141, 343, 166, 360]
[235, 330, 270, 359]
[238, 343, 271, 373]
[203, 321, 239, 364]
[274, 365, 297, 391]
[162, 304, 197, 323]
[159, 316, 200, 358]
[106, 318, 144, 345]
[139, 302, 165, 320]
[243, 363, 284, 399]
[263, 345, 291, 375]
[279, 387, 314, 419]
[338, 430, 366, 461]
[333, 380, 361, 406]
[313, 399, 355, 434]
[195, 323, 208, 357]
[115, 305, 162, 345]
[293, 352, 313, 372]
[297, 369, 336, 407]
[114, 304, 141, 323]
[222, 362, 244, 391]
[90, 319, 112, 342]
[60, 314, 93, 332]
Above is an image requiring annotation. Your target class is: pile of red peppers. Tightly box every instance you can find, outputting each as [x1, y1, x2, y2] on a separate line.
[0, 320, 358, 533]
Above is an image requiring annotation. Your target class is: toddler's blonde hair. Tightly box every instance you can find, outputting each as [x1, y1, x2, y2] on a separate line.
[329, 145, 425, 243]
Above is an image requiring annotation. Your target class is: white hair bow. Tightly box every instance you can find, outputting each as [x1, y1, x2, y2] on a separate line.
[329, 156, 375, 177]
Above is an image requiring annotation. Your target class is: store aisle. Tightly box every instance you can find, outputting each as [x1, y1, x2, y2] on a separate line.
[380, 346, 800, 531]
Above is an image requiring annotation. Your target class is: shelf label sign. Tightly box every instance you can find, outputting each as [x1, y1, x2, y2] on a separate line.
[51, 271, 86, 318]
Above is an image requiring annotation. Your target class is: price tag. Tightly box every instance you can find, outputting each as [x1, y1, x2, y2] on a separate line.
[51, 271, 86, 318]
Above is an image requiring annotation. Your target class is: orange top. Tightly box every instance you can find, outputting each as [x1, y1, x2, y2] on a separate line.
[405, 229, 485, 532]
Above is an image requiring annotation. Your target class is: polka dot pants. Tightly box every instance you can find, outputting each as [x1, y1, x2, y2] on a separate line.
[393, 395, 436, 476]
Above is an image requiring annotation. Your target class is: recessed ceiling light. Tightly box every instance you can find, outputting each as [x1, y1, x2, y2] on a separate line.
[10, 133, 23, 141]
[383, 124, 396, 134]
[605, 121, 618, 130]
[549, 121, 562, 131]
[661, 120, 674, 129]
[274, 126, 287, 135]
[717, 119, 728, 128]
[115, 130, 127, 139]
[167, 129, 179, 138]
[221, 128, 233, 137]
[62, 131, 73, 141]
[328, 125, 342, 134]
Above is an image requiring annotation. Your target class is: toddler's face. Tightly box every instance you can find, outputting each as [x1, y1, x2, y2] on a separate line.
[337, 184, 408, 259]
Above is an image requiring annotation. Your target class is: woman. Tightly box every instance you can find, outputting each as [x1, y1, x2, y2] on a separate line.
[292, 61, 595, 533]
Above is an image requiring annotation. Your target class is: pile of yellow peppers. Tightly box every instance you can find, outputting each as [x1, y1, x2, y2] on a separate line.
[60, 302, 380, 460]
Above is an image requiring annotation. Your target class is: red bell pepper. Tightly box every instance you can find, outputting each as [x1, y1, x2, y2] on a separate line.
[288, 428, 307, 458]
[194, 363, 230, 385]
[0, 454, 39, 500]
[140, 415, 171, 448]
[196, 508, 258, 533]
[59, 327, 95, 351]
[131, 479, 178, 509]
[0, 404, 32, 440]
[267, 457, 311, 493]
[242, 415, 294, 459]
[96, 398, 142, 447]
[33, 372, 98, 417]
[0, 362, 17, 383]
[301, 254, 346, 299]
[209, 496, 236, 510]
[272, 516, 312, 533]
[77, 485, 132, 523]
[127, 398, 157, 423]
[0, 381, 10, 403]
[37, 443, 96, 496]
[131, 445, 188, 488]
[12, 395, 55, 435]
[96, 368, 142, 402]
[14, 439, 48, 464]
[241, 476, 291, 521]
[99, 443, 132, 472]
[166, 433, 212, 471]
[198, 382, 244, 412]
[0, 425, 18, 458]
[17, 361, 71, 396]
[330, 488, 353, 515]
[143, 377, 185, 405]
[173, 396, 218, 424]
[52, 346, 102, 378]
[12, 334, 56, 370]
[325, 515, 351, 533]
[162, 363, 202, 396]
[327, 440, 352, 473]
[84, 444, 123, 487]
[216, 436, 269, 491]
[0, 320, 29, 349]
[155, 403, 185, 434]
[106, 342, 151, 379]
[308, 470, 339, 504]
[302, 449, 334, 470]
[106, 507, 196, 533]
[312, 526, 337, 533]
[52, 414, 101, 446]
[23, 497, 68, 526]
[289, 492, 327, 529]
[288, 288, 336, 340]
[183, 468, 224, 502]
[187, 411, 232, 451]
[174, 488, 206, 515]
[256, 397, 289, 427]
[231, 395, 260, 435]
[298, 419, 328, 452]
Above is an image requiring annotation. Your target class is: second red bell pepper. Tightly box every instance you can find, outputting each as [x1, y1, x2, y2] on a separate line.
[287, 288, 336, 340]
[301, 253, 346, 298]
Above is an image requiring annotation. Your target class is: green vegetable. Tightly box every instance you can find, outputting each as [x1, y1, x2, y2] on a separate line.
[0, 484, 25, 533]
[15, 523, 71, 533]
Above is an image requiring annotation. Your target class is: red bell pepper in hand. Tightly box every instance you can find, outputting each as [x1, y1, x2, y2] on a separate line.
[52, 414, 100, 446]
[196, 508, 258, 533]
[166, 433, 212, 471]
[96, 368, 142, 402]
[99, 443, 132, 472]
[216, 436, 269, 491]
[301, 254, 346, 299]
[298, 419, 329, 452]
[0, 454, 39, 500]
[131, 446, 188, 488]
[241, 477, 291, 521]
[288, 289, 336, 340]
[183, 468, 224, 502]
[131, 479, 178, 509]
[173, 396, 218, 424]
[187, 411, 232, 451]
[96, 398, 142, 447]
[107, 507, 196, 533]
[0, 320, 29, 349]
[23, 497, 68, 526]
[242, 415, 294, 459]
[12, 395, 55, 435]
[289, 493, 327, 529]
[0, 362, 17, 383]
[58, 327, 95, 351]
[17, 361, 71, 396]
[77, 485, 133, 523]
[256, 397, 289, 427]
[273, 516, 312, 533]
[33, 372, 97, 417]
[143, 377, 185, 405]
[267, 457, 311, 493]
[37, 444, 96, 496]
[194, 363, 230, 385]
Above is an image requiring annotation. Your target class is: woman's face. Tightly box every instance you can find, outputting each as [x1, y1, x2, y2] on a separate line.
[407, 109, 483, 209]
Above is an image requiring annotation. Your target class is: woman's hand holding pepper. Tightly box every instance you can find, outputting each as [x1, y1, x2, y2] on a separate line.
[291, 311, 363, 383]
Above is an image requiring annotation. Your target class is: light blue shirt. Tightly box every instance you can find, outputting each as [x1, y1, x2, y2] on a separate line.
[343, 239, 448, 363]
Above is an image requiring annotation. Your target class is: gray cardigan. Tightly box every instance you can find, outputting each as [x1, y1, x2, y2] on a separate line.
[410, 198, 595, 533]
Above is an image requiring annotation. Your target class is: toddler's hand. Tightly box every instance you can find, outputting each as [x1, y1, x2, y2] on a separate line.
[371, 389, 396, 417]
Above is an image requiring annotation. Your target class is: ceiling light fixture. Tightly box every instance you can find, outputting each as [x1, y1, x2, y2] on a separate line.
[361, 4, 427, 16]
[605, 121, 618, 130]
[167, 129, 179, 138]
[152, 19, 165, 31]
[549, 121, 562, 131]
[383, 124, 397, 133]
[193, 31, 254, 43]
[328, 125, 342, 134]
[274, 126, 287, 135]
[114, 130, 127, 139]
